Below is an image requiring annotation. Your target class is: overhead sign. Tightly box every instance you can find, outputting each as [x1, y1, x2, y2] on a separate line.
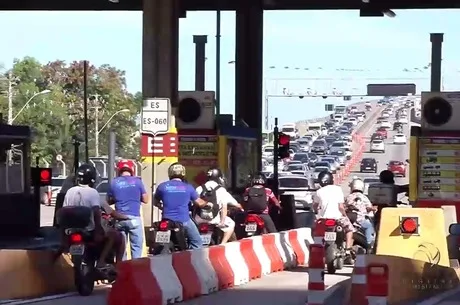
[141, 98, 170, 136]
[325, 104, 334, 111]
[367, 83, 416, 96]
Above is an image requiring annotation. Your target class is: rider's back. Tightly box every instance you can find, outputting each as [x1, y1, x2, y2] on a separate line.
[314, 184, 344, 219]
[156, 179, 197, 222]
[109, 176, 145, 217]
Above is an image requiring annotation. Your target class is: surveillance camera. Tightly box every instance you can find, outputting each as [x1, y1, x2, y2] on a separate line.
[299, 96, 304, 99]
[322, 95, 327, 99]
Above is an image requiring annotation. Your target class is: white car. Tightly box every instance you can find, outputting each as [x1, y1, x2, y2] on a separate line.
[347, 118, 358, 126]
[370, 140, 385, 153]
[398, 116, 409, 124]
[381, 112, 390, 118]
[393, 134, 407, 144]
[262, 146, 274, 158]
[380, 121, 392, 129]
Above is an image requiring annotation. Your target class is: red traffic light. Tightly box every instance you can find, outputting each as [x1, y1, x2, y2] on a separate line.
[279, 133, 290, 145]
[39, 168, 52, 184]
[32, 167, 53, 186]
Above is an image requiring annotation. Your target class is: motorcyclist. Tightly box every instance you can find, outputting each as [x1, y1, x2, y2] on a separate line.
[312, 171, 354, 255]
[61, 164, 123, 270]
[345, 178, 377, 249]
[107, 160, 148, 260]
[194, 168, 241, 244]
[242, 174, 280, 233]
[153, 163, 208, 249]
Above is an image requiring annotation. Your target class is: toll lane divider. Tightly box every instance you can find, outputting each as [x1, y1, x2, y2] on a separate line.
[108, 228, 314, 305]
[334, 106, 382, 185]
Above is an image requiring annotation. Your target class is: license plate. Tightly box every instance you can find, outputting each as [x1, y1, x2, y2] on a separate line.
[200, 233, 212, 245]
[155, 231, 171, 243]
[69, 244, 85, 255]
[245, 223, 257, 232]
[366, 167, 371, 169]
[324, 232, 337, 241]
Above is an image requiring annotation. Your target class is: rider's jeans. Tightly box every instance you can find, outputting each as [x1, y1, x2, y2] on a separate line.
[182, 219, 203, 249]
[116, 216, 144, 260]
[359, 218, 375, 245]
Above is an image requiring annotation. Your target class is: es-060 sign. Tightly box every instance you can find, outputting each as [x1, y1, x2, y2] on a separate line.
[141, 98, 170, 136]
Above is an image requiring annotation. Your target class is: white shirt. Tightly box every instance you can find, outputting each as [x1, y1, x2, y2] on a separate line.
[63, 185, 101, 230]
[313, 184, 344, 219]
[195, 181, 238, 224]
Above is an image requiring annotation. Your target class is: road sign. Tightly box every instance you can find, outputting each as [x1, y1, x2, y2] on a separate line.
[325, 104, 334, 111]
[141, 98, 171, 136]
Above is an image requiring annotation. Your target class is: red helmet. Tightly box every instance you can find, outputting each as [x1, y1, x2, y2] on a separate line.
[117, 160, 136, 176]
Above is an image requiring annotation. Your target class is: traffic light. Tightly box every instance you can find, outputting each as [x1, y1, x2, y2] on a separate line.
[277, 132, 290, 159]
[31, 167, 52, 186]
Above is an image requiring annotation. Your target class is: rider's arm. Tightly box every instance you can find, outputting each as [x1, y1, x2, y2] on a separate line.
[398, 184, 409, 194]
[101, 202, 129, 220]
[152, 184, 163, 209]
[137, 179, 148, 204]
[267, 189, 281, 208]
[225, 190, 242, 209]
[89, 189, 104, 231]
[106, 181, 114, 205]
[339, 202, 347, 217]
[190, 185, 207, 208]
[312, 193, 320, 213]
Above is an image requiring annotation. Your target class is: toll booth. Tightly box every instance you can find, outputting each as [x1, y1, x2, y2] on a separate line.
[0, 123, 36, 238]
[218, 126, 258, 194]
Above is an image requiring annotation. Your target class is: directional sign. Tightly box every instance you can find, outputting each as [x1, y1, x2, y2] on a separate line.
[141, 98, 170, 136]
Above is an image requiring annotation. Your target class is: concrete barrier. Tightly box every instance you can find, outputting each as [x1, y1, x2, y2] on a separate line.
[108, 228, 313, 305]
[0, 250, 74, 300]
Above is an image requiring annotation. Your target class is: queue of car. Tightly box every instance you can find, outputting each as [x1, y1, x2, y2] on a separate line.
[261, 104, 372, 188]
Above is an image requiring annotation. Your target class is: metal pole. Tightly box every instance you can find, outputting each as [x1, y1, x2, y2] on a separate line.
[95, 106, 99, 157]
[7, 71, 13, 125]
[108, 130, 116, 184]
[264, 88, 269, 130]
[83, 60, 89, 163]
[430, 33, 444, 92]
[273, 117, 279, 197]
[193, 35, 207, 91]
[215, 9, 221, 115]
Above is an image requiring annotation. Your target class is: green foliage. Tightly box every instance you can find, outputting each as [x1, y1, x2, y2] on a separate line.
[1, 57, 141, 166]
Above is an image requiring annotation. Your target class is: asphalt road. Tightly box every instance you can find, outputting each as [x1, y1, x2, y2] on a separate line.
[21, 102, 413, 305]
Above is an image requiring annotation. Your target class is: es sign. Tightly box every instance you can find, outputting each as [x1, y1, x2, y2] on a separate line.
[141, 98, 171, 136]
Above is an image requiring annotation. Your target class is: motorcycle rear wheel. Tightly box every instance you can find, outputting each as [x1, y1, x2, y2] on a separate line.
[73, 257, 95, 296]
[326, 243, 338, 274]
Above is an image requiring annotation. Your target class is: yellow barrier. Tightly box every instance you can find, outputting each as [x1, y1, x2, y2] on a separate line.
[363, 255, 460, 304]
[376, 207, 450, 267]
[0, 250, 74, 299]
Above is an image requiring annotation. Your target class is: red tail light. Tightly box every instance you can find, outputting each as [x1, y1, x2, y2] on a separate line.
[159, 220, 169, 231]
[70, 233, 83, 244]
[246, 214, 265, 227]
[198, 223, 210, 233]
[324, 219, 336, 227]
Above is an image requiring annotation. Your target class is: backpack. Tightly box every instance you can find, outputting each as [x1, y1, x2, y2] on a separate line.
[198, 184, 221, 220]
[246, 187, 268, 213]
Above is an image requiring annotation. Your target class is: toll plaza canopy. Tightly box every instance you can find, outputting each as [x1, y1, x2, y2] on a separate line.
[2, 0, 460, 10]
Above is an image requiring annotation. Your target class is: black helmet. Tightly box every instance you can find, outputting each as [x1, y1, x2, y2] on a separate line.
[76, 164, 97, 186]
[379, 170, 395, 184]
[251, 174, 266, 186]
[318, 170, 334, 187]
[206, 167, 226, 186]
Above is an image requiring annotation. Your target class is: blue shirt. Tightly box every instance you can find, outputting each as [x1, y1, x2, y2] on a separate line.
[108, 176, 146, 217]
[154, 179, 198, 223]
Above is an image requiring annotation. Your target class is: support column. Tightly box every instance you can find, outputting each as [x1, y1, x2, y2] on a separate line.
[430, 33, 444, 92]
[235, 2, 264, 169]
[193, 35, 207, 91]
[142, 0, 180, 227]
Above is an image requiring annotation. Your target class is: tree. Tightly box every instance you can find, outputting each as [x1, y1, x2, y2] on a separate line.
[3, 57, 140, 169]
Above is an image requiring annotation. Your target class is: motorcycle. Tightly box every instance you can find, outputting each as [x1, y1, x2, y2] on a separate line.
[148, 219, 188, 255]
[240, 213, 266, 238]
[322, 218, 346, 274]
[58, 206, 117, 296]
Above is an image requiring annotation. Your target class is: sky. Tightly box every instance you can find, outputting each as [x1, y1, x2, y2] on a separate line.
[1, 9, 460, 126]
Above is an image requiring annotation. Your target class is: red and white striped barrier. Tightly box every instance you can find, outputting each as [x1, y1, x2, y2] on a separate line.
[306, 244, 326, 305]
[349, 254, 368, 305]
[108, 229, 313, 305]
[366, 264, 389, 305]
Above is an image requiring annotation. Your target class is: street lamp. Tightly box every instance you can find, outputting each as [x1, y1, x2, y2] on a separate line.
[95, 108, 130, 157]
[10, 89, 51, 124]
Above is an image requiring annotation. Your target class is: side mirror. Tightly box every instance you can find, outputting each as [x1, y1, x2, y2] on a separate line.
[449, 224, 460, 235]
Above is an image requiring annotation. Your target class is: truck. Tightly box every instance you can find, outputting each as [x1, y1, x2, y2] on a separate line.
[280, 123, 298, 139]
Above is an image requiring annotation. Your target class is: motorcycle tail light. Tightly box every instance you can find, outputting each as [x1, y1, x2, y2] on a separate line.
[198, 223, 210, 233]
[246, 214, 265, 227]
[70, 233, 83, 244]
[324, 219, 337, 227]
[159, 220, 169, 231]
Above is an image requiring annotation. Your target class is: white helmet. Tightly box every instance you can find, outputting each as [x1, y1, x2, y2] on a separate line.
[350, 178, 365, 193]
